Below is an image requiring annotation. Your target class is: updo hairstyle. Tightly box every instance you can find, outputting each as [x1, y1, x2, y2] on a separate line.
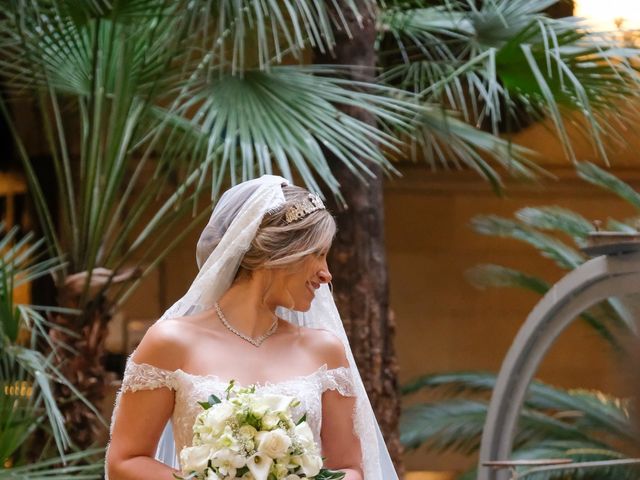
[195, 184, 336, 276]
[238, 185, 336, 276]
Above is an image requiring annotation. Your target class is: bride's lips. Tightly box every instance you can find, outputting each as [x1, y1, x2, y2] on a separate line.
[306, 281, 320, 294]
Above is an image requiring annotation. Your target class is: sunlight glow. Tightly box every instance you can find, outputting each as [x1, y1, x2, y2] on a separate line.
[575, 0, 640, 31]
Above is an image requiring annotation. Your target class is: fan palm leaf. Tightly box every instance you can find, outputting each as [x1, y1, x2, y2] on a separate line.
[379, 0, 640, 161]
[0, 1, 428, 303]
[407, 105, 544, 192]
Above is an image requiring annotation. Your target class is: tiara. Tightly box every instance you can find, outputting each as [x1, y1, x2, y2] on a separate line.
[284, 193, 326, 224]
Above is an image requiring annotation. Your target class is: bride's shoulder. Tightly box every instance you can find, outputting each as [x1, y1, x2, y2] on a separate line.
[131, 318, 194, 371]
[295, 325, 349, 370]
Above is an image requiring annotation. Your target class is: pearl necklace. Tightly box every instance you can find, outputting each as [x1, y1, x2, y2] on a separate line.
[214, 302, 279, 347]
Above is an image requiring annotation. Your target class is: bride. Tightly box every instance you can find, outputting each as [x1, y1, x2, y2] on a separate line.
[106, 175, 398, 479]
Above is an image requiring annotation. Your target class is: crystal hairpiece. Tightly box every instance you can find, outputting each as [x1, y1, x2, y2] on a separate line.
[284, 193, 326, 224]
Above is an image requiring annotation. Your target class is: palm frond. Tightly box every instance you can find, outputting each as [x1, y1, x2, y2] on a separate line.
[400, 399, 595, 454]
[196, 0, 366, 71]
[379, 0, 640, 161]
[577, 162, 640, 210]
[515, 207, 594, 245]
[606, 218, 638, 233]
[471, 215, 584, 269]
[515, 442, 640, 480]
[0, 1, 188, 97]
[467, 264, 623, 347]
[401, 372, 635, 442]
[0, 448, 104, 479]
[158, 66, 418, 196]
[407, 105, 544, 193]
[0, 227, 101, 460]
[465, 264, 549, 293]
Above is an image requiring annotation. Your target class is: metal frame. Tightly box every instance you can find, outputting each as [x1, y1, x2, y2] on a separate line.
[478, 249, 640, 480]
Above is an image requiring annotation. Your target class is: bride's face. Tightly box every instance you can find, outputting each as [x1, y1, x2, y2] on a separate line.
[272, 247, 332, 311]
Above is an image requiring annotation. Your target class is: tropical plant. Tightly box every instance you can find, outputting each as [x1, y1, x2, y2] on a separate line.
[0, 0, 426, 449]
[400, 162, 640, 479]
[1, 0, 639, 457]
[0, 224, 103, 477]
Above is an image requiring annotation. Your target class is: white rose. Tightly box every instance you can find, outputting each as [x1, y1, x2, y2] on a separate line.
[238, 425, 258, 440]
[256, 429, 292, 459]
[299, 453, 323, 477]
[180, 445, 212, 472]
[284, 476, 301, 480]
[203, 402, 236, 433]
[293, 422, 315, 449]
[261, 412, 280, 430]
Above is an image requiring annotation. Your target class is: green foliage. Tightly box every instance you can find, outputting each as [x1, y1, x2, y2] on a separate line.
[2, 0, 637, 313]
[401, 373, 637, 478]
[379, 0, 640, 162]
[0, 226, 102, 476]
[0, 0, 636, 305]
[0, 0, 425, 312]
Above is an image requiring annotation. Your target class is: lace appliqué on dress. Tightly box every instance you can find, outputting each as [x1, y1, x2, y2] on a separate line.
[320, 366, 356, 397]
[121, 359, 177, 393]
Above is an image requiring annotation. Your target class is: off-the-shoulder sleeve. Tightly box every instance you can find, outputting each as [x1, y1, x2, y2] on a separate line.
[120, 358, 177, 393]
[321, 366, 356, 397]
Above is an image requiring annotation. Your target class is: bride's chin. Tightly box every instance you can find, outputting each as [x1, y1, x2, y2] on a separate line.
[285, 302, 311, 313]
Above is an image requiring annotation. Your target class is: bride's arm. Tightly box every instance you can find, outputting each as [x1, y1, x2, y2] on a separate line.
[318, 332, 364, 480]
[321, 390, 363, 480]
[106, 322, 185, 480]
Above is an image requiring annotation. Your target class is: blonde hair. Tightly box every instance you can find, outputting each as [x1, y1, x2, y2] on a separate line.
[238, 185, 336, 275]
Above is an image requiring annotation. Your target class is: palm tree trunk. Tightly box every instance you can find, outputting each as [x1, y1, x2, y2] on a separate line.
[313, 1, 404, 474]
[49, 292, 112, 449]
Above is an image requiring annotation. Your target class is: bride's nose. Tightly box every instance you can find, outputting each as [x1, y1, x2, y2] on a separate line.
[317, 268, 332, 284]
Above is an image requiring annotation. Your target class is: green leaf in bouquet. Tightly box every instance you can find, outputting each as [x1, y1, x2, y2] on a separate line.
[225, 380, 237, 399]
[297, 413, 307, 425]
[315, 468, 347, 479]
[173, 471, 198, 480]
[197, 393, 222, 410]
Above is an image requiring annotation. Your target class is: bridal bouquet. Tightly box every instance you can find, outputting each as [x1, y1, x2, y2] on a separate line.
[177, 381, 345, 480]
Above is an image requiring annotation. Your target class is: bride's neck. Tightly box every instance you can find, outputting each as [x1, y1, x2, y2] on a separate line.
[217, 274, 278, 337]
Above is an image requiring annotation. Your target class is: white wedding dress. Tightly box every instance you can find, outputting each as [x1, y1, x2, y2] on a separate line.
[117, 358, 357, 467]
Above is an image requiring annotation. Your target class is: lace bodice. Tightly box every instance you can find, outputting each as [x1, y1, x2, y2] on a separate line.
[114, 358, 356, 467]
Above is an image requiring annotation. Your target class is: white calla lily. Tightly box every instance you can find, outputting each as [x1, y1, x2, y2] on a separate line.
[247, 452, 274, 480]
